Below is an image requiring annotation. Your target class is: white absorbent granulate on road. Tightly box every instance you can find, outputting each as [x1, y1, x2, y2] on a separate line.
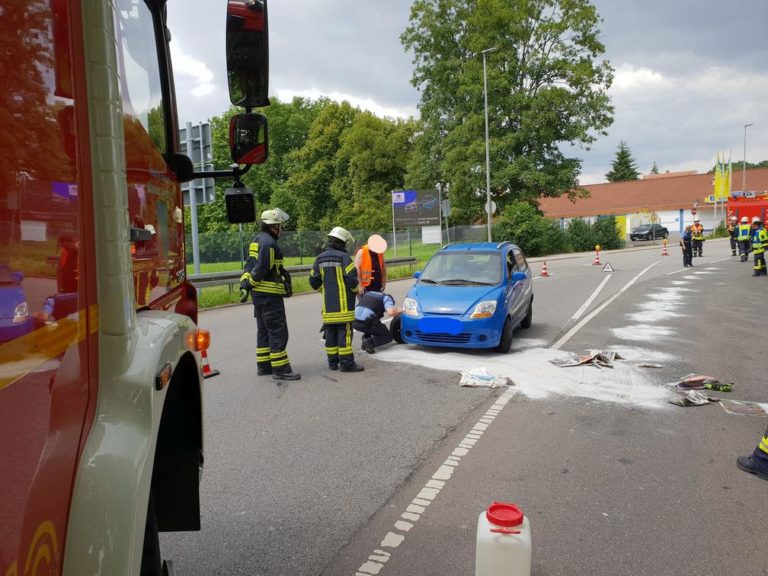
[374, 345, 670, 407]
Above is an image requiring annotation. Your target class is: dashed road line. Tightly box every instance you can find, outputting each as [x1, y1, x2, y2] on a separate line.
[354, 388, 517, 576]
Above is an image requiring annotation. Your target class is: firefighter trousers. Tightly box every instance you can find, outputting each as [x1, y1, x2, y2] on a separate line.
[739, 240, 751, 261]
[324, 322, 355, 368]
[692, 239, 703, 256]
[253, 295, 293, 374]
[753, 252, 767, 276]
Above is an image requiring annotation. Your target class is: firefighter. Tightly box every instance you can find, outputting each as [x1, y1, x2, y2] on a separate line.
[727, 215, 738, 256]
[239, 208, 301, 381]
[309, 227, 364, 372]
[750, 216, 768, 277]
[691, 217, 705, 257]
[353, 291, 401, 354]
[737, 216, 752, 262]
[737, 424, 768, 481]
[354, 234, 388, 298]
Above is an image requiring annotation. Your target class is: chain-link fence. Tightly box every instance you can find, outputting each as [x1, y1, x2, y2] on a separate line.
[186, 225, 489, 268]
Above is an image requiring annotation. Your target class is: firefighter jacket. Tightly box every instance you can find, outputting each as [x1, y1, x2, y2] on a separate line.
[309, 243, 359, 324]
[727, 223, 737, 239]
[738, 223, 752, 242]
[691, 223, 704, 240]
[751, 226, 768, 255]
[241, 231, 288, 296]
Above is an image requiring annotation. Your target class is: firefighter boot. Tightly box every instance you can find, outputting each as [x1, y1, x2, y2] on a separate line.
[361, 337, 376, 354]
[737, 454, 768, 481]
[257, 364, 273, 376]
[273, 368, 301, 381]
[340, 363, 364, 372]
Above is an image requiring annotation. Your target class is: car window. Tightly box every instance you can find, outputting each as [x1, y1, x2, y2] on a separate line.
[421, 252, 501, 284]
[513, 248, 528, 270]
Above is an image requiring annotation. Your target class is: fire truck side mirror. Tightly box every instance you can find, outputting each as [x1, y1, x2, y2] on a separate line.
[229, 113, 268, 165]
[226, 0, 270, 108]
[224, 186, 256, 224]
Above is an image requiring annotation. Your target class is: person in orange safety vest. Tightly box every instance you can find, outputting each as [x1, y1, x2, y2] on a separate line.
[354, 234, 388, 298]
[691, 218, 705, 257]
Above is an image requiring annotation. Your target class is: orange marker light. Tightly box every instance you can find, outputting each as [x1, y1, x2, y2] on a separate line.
[155, 362, 173, 390]
[185, 328, 210, 351]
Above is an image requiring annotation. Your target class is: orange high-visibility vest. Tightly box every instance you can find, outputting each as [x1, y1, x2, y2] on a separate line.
[358, 245, 385, 288]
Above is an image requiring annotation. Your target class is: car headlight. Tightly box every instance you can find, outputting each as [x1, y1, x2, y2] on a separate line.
[13, 301, 28, 322]
[470, 300, 496, 319]
[403, 297, 419, 317]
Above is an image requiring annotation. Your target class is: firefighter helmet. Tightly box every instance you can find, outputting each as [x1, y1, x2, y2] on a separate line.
[752, 216, 762, 224]
[741, 216, 749, 223]
[261, 208, 290, 225]
[730, 215, 737, 221]
[367, 234, 388, 254]
[693, 217, 700, 222]
[328, 226, 354, 244]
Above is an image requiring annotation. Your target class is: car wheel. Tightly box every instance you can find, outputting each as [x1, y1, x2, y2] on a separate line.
[496, 317, 513, 353]
[390, 313, 403, 344]
[521, 296, 533, 329]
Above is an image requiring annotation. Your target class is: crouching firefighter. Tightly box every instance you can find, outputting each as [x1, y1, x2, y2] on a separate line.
[240, 208, 301, 381]
[310, 227, 364, 372]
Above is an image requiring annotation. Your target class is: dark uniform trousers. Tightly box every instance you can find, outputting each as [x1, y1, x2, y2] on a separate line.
[352, 316, 393, 348]
[324, 323, 354, 368]
[253, 295, 292, 374]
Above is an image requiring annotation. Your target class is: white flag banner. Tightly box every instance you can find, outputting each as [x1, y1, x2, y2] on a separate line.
[391, 191, 405, 204]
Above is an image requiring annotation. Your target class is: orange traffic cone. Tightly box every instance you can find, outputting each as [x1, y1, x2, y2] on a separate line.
[592, 249, 602, 265]
[540, 261, 550, 277]
[661, 239, 669, 256]
[200, 349, 220, 379]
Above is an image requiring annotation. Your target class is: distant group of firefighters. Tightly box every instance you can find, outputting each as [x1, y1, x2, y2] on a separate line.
[680, 214, 767, 275]
[237, 207, 401, 381]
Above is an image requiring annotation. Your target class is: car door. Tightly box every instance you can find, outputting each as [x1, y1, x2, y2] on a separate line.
[504, 248, 526, 322]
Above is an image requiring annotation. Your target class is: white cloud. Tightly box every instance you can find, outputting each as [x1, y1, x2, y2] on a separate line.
[274, 87, 418, 120]
[169, 42, 216, 97]
[612, 64, 665, 91]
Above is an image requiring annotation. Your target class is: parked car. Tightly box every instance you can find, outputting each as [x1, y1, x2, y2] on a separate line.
[400, 242, 533, 353]
[0, 265, 33, 342]
[630, 223, 668, 241]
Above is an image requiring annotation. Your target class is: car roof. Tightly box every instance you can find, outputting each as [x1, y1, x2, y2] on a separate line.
[441, 242, 515, 253]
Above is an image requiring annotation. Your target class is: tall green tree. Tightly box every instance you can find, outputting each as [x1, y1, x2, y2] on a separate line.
[605, 140, 639, 182]
[650, 161, 659, 174]
[402, 0, 614, 223]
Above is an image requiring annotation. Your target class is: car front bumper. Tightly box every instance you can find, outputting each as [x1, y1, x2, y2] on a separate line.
[400, 314, 503, 349]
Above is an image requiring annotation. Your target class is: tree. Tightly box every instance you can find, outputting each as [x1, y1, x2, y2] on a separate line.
[650, 161, 659, 174]
[605, 140, 639, 182]
[402, 0, 614, 223]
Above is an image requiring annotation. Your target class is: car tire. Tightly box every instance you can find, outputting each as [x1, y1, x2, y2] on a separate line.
[390, 313, 403, 344]
[521, 296, 533, 329]
[496, 317, 513, 353]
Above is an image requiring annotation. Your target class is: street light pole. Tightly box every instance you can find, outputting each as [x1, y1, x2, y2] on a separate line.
[482, 47, 497, 242]
[743, 123, 753, 193]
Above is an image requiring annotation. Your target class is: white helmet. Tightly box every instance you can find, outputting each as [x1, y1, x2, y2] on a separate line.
[730, 215, 737, 221]
[741, 216, 749, 223]
[260, 208, 290, 225]
[693, 217, 700, 222]
[752, 216, 762, 224]
[328, 226, 354, 244]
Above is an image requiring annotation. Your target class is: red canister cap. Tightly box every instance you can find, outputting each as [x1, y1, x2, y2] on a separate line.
[486, 502, 524, 527]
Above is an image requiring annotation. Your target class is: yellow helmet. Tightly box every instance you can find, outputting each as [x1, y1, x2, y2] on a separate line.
[328, 226, 354, 244]
[260, 208, 290, 225]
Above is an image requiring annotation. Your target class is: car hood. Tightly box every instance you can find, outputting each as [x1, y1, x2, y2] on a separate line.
[409, 283, 502, 315]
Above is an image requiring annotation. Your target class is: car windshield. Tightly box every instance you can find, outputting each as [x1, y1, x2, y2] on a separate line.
[419, 252, 501, 285]
[635, 225, 652, 231]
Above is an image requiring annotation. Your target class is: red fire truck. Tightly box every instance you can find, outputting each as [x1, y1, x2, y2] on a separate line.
[1, 1, 268, 574]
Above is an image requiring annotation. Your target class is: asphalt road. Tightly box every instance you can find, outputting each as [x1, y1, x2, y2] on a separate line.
[162, 238, 768, 576]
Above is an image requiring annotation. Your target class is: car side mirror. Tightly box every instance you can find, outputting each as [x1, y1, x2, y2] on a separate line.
[511, 271, 526, 283]
[413, 271, 422, 279]
[226, 0, 270, 108]
[12, 271, 24, 283]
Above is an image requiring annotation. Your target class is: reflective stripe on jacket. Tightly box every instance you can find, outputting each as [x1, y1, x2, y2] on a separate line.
[309, 245, 359, 323]
[241, 231, 287, 295]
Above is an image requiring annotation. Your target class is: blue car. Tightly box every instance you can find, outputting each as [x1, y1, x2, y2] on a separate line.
[0, 265, 34, 342]
[401, 242, 534, 352]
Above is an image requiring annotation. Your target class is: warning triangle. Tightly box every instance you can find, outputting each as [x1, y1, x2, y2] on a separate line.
[602, 262, 614, 272]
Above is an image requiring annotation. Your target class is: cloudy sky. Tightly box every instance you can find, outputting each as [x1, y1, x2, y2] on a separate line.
[167, 0, 768, 186]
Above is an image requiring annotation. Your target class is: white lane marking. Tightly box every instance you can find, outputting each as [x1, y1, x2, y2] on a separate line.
[666, 267, 689, 275]
[355, 389, 517, 575]
[552, 261, 660, 349]
[570, 275, 611, 321]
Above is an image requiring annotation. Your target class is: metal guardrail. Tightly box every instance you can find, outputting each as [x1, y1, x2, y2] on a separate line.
[189, 256, 418, 289]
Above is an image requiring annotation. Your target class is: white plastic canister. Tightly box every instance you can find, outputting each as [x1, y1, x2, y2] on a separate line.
[475, 501, 532, 576]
